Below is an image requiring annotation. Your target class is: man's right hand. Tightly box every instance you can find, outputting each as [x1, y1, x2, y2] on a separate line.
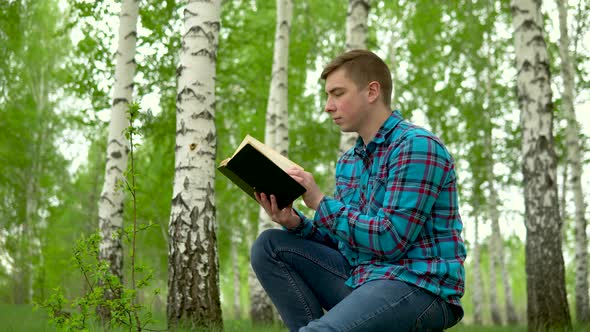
[255, 192, 302, 230]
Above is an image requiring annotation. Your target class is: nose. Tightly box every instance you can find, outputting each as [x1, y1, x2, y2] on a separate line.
[324, 96, 335, 113]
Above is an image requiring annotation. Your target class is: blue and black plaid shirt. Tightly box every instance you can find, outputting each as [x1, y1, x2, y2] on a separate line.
[294, 110, 466, 307]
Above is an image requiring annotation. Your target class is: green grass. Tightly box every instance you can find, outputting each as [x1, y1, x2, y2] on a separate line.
[2, 304, 586, 331]
[448, 324, 526, 332]
[0, 304, 289, 332]
[1, 304, 57, 332]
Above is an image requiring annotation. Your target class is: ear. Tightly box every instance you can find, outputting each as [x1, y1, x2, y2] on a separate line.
[367, 81, 381, 104]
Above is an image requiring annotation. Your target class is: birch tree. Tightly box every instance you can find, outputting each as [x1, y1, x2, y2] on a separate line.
[484, 64, 501, 324]
[510, 0, 571, 330]
[0, 0, 70, 304]
[249, 0, 293, 323]
[471, 208, 484, 325]
[484, 38, 518, 323]
[560, 164, 568, 243]
[167, 0, 222, 328]
[556, 0, 589, 323]
[339, 0, 370, 155]
[230, 232, 242, 319]
[486, 151, 518, 325]
[272, 0, 292, 158]
[97, 0, 138, 320]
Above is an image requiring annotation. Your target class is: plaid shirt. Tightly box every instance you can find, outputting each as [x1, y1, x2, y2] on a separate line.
[294, 111, 466, 307]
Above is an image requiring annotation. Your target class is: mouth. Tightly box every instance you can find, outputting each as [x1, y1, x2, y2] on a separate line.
[332, 117, 342, 123]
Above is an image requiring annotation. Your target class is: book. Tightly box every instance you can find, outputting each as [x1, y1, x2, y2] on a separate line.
[217, 135, 306, 209]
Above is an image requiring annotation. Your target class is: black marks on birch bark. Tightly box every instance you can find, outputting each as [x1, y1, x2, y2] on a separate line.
[191, 110, 214, 120]
[192, 48, 217, 61]
[177, 65, 186, 78]
[124, 31, 137, 41]
[177, 87, 201, 103]
[172, 192, 190, 211]
[205, 132, 215, 144]
[99, 195, 115, 208]
[107, 165, 123, 173]
[183, 176, 190, 190]
[113, 98, 128, 106]
[177, 119, 198, 136]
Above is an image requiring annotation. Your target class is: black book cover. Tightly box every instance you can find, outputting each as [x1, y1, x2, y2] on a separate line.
[218, 144, 306, 209]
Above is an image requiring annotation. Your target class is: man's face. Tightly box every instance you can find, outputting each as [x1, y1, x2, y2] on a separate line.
[324, 67, 369, 133]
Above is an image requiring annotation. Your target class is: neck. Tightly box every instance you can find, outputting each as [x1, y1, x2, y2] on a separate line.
[358, 106, 391, 145]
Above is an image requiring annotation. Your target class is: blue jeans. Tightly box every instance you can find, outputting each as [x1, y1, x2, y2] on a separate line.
[250, 229, 462, 332]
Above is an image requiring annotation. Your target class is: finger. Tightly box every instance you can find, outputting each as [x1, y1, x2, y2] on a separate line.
[290, 175, 306, 187]
[285, 168, 302, 176]
[259, 193, 273, 213]
[290, 175, 304, 181]
[270, 195, 288, 217]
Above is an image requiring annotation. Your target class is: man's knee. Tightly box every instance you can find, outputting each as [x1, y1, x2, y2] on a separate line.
[300, 319, 340, 332]
[250, 228, 283, 271]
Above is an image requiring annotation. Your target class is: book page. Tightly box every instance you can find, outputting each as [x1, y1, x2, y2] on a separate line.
[234, 135, 304, 171]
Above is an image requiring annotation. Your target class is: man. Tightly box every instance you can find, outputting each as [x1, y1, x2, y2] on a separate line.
[251, 49, 466, 332]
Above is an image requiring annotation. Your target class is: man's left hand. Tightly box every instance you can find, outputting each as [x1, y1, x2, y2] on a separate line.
[286, 167, 325, 211]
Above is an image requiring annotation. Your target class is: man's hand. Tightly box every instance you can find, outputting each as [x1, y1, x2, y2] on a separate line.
[255, 192, 302, 229]
[286, 167, 325, 211]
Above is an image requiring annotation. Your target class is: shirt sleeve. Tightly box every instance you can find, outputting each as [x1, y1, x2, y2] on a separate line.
[312, 135, 452, 261]
[287, 209, 339, 249]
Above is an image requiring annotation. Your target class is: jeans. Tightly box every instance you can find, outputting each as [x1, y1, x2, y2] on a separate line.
[250, 229, 462, 332]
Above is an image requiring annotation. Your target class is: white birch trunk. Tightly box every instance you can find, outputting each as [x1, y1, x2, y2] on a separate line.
[487, 163, 518, 324]
[484, 58, 518, 323]
[345, 0, 370, 51]
[273, 0, 292, 158]
[248, 266, 275, 323]
[230, 233, 241, 319]
[96, 0, 138, 320]
[167, 0, 222, 328]
[560, 164, 568, 244]
[14, 177, 38, 304]
[482, 44, 501, 326]
[488, 228, 501, 325]
[511, 0, 571, 329]
[24, 177, 38, 304]
[471, 210, 484, 325]
[388, 34, 398, 109]
[249, 0, 293, 323]
[339, 0, 370, 155]
[15, 29, 54, 304]
[23, 69, 47, 305]
[556, 0, 589, 322]
[17, 110, 44, 304]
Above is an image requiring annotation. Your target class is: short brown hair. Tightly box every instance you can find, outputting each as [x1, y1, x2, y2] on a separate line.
[321, 49, 392, 107]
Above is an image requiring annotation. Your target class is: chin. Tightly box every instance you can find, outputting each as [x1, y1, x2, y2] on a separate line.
[339, 125, 356, 133]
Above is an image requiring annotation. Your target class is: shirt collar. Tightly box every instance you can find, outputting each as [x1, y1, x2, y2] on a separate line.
[354, 110, 403, 156]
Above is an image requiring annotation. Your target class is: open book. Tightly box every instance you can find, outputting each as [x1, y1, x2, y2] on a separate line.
[217, 135, 306, 209]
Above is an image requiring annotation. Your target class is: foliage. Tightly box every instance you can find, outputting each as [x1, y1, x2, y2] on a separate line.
[39, 233, 155, 331]
[0, 0, 590, 329]
[40, 104, 158, 331]
[0, 0, 73, 304]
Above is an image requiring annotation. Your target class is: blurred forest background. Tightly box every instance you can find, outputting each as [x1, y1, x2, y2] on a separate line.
[1, 0, 590, 331]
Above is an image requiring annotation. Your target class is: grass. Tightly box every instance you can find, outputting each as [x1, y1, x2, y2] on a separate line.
[2, 303, 587, 331]
[0, 304, 289, 332]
